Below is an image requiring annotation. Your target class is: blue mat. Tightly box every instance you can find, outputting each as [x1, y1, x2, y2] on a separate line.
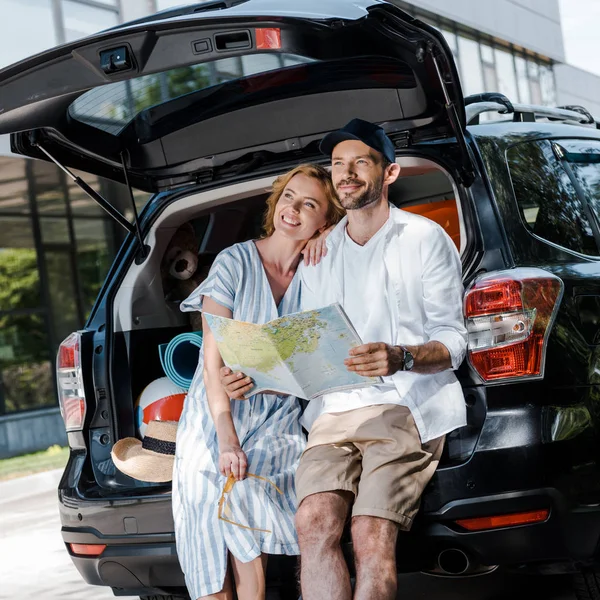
[158, 331, 204, 390]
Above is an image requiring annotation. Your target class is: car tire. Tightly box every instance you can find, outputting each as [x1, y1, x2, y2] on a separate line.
[574, 567, 600, 600]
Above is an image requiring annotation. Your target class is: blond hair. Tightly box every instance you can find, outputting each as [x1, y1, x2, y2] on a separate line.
[261, 164, 344, 238]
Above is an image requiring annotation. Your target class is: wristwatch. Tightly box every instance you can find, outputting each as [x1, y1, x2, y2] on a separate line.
[400, 346, 414, 371]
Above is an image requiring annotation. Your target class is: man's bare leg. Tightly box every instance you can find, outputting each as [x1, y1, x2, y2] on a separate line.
[351, 516, 399, 600]
[296, 491, 353, 600]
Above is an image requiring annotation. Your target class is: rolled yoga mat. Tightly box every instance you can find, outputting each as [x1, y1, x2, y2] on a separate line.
[158, 331, 204, 390]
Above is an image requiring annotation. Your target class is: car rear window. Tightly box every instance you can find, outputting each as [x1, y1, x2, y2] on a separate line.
[69, 52, 313, 135]
[507, 139, 600, 257]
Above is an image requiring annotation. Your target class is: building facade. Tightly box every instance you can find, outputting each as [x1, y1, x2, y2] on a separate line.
[0, 0, 597, 457]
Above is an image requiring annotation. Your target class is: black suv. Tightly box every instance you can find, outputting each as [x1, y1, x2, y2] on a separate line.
[2, 1, 600, 598]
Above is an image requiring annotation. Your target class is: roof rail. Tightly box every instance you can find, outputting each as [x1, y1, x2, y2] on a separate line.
[464, 93, 597, 127]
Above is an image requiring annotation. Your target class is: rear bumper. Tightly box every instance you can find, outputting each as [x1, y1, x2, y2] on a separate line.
[398, 488, 600, 574]
[61, 486, 600, 594]
[60, 400, 600, 592]
[62, 529, 185, 596]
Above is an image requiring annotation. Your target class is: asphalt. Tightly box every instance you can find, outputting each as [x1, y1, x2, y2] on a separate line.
[0, 470, 577, 599]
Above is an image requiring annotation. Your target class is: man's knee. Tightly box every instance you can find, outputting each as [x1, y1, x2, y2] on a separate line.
[295, 492, 351, 548]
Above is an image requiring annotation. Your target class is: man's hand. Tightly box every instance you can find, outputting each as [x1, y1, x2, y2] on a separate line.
[344, 343, 403, 377]
[220, 366, 254, 400]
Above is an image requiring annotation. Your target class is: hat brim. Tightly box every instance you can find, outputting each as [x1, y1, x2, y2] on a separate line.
[319, 131, 363, 157]
[111, 437, 174, 483]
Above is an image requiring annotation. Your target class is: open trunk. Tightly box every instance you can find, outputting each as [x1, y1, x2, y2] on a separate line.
[76, 151, 477, 494]
[0, 0, 478, 496]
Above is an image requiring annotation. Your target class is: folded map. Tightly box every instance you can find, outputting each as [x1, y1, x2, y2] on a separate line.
[204, 303, 382, 400]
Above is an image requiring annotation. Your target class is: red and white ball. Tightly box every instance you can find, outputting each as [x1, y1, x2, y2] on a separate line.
[135, 377, 186, 438]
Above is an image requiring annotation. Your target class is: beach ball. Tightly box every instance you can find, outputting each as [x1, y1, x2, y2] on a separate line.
[135, 377, 186, 438]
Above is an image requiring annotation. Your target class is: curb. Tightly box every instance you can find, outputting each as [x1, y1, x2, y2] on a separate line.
[0, 468, 63, 505]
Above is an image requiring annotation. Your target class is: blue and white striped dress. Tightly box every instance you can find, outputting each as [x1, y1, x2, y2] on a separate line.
[172, 241, 305, 599]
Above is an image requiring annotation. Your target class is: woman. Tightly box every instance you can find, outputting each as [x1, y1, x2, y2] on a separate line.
[172, 164, 344, 600]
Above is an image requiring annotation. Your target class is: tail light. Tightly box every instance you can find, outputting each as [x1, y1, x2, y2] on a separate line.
[57, 332, 86, 431]
[464, 268, 563, 383]
[455, 509, 550, 531]
[69, 543, 106, 557]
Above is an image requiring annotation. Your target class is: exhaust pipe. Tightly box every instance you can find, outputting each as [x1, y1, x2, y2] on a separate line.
[437, 548, 470, 575]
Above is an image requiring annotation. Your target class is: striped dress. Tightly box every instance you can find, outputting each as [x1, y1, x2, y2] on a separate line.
[172, 241, 305, 599]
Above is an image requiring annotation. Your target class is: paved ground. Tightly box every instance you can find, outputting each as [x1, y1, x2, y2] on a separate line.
[0, 470, 577, 600]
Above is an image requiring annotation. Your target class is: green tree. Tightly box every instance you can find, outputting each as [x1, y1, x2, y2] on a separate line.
[0, 249, 53, 413]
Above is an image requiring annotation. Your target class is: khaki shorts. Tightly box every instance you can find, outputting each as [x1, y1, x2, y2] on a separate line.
[296, 404, 444, 530]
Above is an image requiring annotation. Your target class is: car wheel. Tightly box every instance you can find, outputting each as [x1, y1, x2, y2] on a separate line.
[574, 567, 600, 600]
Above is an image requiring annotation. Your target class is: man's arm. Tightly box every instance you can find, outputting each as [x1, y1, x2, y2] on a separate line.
[344, 340, 450, 377]
[346, 224, 466, 377]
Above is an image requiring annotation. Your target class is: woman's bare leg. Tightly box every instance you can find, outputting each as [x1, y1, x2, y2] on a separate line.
[230, 554, 268, 600]
[198, 558, 235, 600]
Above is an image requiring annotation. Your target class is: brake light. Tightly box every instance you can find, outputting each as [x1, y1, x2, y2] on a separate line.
[255, 27, 281, 50]
[464, 268, 563, 383]
[69, 543, 106, 557]
[455, 509, 550, 531]
[57, 332, 86, 431]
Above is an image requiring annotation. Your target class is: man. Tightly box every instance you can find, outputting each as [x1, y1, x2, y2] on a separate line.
[223, 119, 467, 600]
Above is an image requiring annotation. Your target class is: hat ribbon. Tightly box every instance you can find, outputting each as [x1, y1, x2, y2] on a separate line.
[142, 435, 176, 455]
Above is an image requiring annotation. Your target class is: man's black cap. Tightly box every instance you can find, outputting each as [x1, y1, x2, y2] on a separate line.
[319, 118, 395, 164]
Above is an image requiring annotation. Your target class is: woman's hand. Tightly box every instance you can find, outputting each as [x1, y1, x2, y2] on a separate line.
[302, 224, 335, 266]
[220, 366, 254, 400]
[219, 443, 248, 480]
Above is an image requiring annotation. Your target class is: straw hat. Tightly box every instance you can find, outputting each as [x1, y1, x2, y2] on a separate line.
[111, 420, 177, 482]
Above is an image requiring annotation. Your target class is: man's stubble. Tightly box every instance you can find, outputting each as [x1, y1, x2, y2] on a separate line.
[337, 171, 385, 211]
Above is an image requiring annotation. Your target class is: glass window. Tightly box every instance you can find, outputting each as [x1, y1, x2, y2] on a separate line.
[45, 248, 81, 341]
[69, 53, 313, 135]
[528, 60, 543, 104]
[241, 54, 282, 76]
[61, 0, 119, 43]
[75, 219, 115, 318]
[559, 140, 600, 231]
[539, 64, 556, 106]
[31, 160, 67, 215]
[507, 140, 599, 256]
[156, 0, 194, 9]
[0, 0, 57, 69]
[0, 157, 29, 214]
[571, 162, 600, 225]
[0, 217, 42, 311]
[440, 27, 459, 65]
[494, 48, 518, 103]
[0, 314, 54, 414]
[480, 43, 497, 92]
[40, 217, 70, 245]
[514, 55, 531, 104]
[67, 171, 106, 216]
[457, 35, 484, 96]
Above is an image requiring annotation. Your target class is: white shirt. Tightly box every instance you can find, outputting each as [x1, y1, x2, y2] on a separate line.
[316, 216, 402, 415]
[299, 204, 468, 443]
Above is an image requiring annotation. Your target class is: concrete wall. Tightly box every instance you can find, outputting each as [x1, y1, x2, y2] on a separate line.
[555, 63, 600, 121]
[119, 0, 157, 22]
[400, 0, 564, 62]
[0, 408, 67, 459]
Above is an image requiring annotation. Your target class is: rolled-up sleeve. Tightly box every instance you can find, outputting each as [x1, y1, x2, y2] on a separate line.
[421, 225, 467, 370]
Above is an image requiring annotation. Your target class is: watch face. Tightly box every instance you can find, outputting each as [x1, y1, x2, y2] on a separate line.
[404, 349, 414, 371]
